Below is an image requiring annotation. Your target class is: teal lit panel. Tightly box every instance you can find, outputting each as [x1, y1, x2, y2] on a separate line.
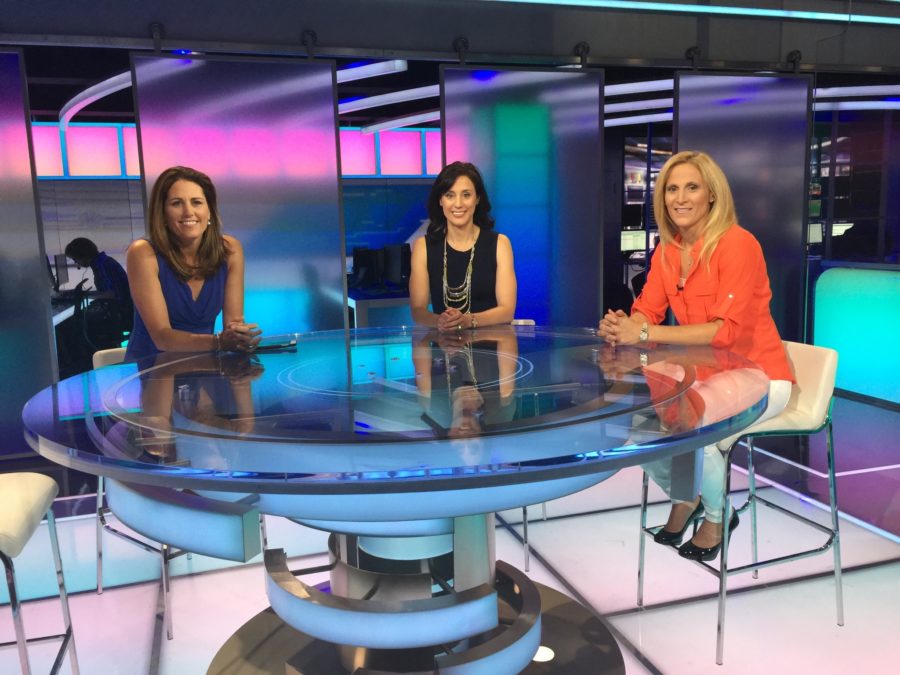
[814, 268, 900, 403]
[494, 104, 550, 154]
[242, 288, 311, 334]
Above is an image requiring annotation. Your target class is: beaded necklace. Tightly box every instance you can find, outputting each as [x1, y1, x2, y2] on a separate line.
[442, 232, 477, 313]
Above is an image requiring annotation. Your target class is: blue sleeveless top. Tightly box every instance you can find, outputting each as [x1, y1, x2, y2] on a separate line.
[125, 252, 227, 361]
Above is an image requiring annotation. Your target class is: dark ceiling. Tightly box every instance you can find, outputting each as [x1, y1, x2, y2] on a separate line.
[20, 45, 900, 128]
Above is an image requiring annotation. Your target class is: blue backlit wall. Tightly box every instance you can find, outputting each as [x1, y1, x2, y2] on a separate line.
[0, 50, 56, 457]
[133, 55, 346, 334]
[814, 267, 899, 403]
[676, 73, 811, 342]
[442, 68, 604, 326]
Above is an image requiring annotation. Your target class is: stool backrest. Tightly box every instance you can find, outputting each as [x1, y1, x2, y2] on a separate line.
[783, 341, 838, 429]
[92, 347, 127, 369]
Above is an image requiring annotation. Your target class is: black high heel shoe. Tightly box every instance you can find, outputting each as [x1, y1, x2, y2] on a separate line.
[678, 510, 740, 562]
[653, 502, 705, 546]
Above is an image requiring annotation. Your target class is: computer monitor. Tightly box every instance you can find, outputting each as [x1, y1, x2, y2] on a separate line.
[53, 253, 69, 291]
[620, 230, 652, 253]
[807, 223, 823, 244]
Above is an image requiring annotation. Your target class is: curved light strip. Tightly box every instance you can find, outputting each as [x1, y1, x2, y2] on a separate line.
[339, 84, 439, 114]
[478, 1, 900, 26]
[336, 59, 408, 83]
[814, 101, 900, 111]
[605, 78, 674, 96]
[362, 109, 441, 133]
[814, 84, 900, 98]
[59, 71, 132, 129]
[605, 97, 672, 113]
[605, 111, 673, 127]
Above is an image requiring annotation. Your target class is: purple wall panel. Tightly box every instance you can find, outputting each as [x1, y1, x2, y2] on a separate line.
[442, 67, 604, 326]
[676, 74, 811, 342]
[0, 50, 56, 457]
[133, 55, 346, 333]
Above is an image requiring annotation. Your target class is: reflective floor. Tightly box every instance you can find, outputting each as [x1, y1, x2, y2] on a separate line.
[2, 396, 899, 674]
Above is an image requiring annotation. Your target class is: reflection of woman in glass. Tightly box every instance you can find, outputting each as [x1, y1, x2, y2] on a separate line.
[413, 326, 518, 444]
[409, 162, 517, 333]
[598, 151, 794, 561]
[132, 352, 263, 461]
[125, 166, 261, 361]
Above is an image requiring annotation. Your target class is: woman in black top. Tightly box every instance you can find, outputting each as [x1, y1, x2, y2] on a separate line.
[409, 162, 516, 332]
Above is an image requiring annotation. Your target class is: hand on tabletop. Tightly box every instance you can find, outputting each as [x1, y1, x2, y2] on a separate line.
[221, 318, 262, 352]
[597, 309, 642, 346]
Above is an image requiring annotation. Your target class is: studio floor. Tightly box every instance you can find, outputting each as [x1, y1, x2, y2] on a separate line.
[2, 396, 898, 674]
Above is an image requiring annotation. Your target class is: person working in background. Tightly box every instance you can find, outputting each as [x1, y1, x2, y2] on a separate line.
[125, 165, 261, 361]
[598, 150, 794, 561]
[65, 237, 133, 309]
[65, 236, 134, 342]
[409, 161, 517, 332]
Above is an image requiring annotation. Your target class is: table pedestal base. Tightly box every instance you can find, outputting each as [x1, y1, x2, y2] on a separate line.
[207, 579, 625, 674]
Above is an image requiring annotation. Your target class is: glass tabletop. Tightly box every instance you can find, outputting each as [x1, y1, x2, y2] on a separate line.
[22, 326, 769, 494]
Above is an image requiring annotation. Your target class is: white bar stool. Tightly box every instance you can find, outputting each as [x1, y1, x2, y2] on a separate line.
[0, 472, 80, 675]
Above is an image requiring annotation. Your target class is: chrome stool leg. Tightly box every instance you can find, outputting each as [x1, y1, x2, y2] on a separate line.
[746, 438, 760, 579]
[47, 509, 80, 675]
[637, 470, 649, 607]
[96, 475, 105, 594]
[2, 550, 31, 675]
[826, 421, 845, 626]
[522, 506, 530, 572]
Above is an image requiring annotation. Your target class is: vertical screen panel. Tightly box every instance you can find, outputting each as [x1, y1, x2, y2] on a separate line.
[66, 125, 122, 176]
[424, 130, 441, 176]
[443, 68, 603, 326]
[122, 125, 140, 176]
[134, 55, 346, 333]
[0, 51, 55, 457]
[676, 74, 811, 342]
[340, 129, 376, 175]
[32, 124, 64, 176]
[379, 131, 422, 175]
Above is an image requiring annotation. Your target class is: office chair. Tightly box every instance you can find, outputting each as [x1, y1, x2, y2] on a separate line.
[0, 472, 80, 674]
[637, 341, 844, 664]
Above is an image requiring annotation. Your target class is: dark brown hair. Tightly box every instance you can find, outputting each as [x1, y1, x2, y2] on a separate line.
[425, 161, 495, 241]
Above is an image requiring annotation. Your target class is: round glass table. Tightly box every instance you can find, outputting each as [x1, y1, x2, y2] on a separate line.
[23, 326, 769, 673]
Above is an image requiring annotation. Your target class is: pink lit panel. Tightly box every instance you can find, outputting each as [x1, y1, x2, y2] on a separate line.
[424, 130, 442, 175]
[339, 129, 376, 175]
[379, 131, 422, 175]
[31, 125, 64, 176]
[443, 130, 470, 166]
[66, 126, 121, 176]
[281, 128, 338, 178]
[122, 126, 140, 176]
[0, 124, 33, 178]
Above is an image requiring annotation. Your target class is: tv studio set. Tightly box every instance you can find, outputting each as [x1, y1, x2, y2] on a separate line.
[1, 2, 898, 674]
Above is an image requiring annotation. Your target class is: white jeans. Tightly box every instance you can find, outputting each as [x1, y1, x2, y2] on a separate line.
[643, 377, 793, 523]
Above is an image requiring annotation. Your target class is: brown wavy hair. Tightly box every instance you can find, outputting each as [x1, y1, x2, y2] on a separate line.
[147, 166, 229, 281]
[653, 150, 737, 267]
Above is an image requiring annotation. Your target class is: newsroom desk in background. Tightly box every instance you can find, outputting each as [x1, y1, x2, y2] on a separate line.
[347, 288, 411, 327]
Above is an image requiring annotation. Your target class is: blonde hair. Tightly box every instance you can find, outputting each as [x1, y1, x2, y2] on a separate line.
[147, 166, 229, 281]
[653, 150, 737, 266]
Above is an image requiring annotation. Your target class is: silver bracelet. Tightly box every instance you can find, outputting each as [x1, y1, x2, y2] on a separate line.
[214, 331, 222, 352]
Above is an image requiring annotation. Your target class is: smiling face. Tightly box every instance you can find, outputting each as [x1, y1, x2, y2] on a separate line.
[664, 162, 713, 239]
[164, 179, 210, 248]
[440, 176, 480, 231]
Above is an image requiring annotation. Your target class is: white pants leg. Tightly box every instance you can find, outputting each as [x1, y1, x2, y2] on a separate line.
[643, 377, 793, 523]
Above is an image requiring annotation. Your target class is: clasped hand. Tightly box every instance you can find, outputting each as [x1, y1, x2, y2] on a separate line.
[597, 309, 641, 346]
[220, 318, 262, 352]
[437, 307, 471, 333]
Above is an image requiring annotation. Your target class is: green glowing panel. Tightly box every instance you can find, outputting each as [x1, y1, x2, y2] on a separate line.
[494, 104, 550, 154]
[814, 268, 900, 403]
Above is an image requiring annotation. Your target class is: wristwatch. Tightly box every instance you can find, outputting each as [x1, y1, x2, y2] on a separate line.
[639, 322, 649, 343]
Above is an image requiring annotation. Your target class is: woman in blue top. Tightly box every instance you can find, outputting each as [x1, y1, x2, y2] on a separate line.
[125, 166, 260, 360]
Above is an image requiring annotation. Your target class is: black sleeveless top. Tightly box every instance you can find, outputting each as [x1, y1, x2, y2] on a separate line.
[426, 229, 499, 314]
